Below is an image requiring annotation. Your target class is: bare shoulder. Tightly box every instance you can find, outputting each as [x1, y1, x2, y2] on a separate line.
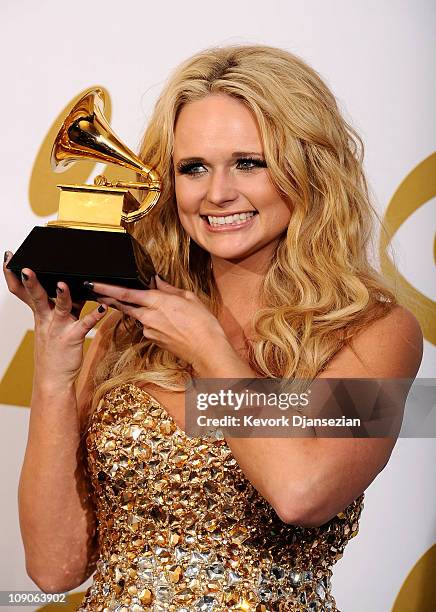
[307, 307, 423, 524]
[357, 304, 422, 343]
[320, 305, 423, 378]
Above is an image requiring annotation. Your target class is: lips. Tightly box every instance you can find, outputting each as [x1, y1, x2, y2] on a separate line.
[201, 211, 258, 232]
[201, 211, 258, 226]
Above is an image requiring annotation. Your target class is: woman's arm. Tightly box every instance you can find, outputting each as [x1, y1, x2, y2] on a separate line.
[87, 280, 423, 527]
[18, 311, 118, 593]
[193, 305, 423, 527]
[19, 382, 94, 593]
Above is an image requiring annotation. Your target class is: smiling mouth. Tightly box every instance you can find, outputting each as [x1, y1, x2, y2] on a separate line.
[201, 211, 258, 227]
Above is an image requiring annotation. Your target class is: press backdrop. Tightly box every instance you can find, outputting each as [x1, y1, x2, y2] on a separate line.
[1, 1, 435, 611]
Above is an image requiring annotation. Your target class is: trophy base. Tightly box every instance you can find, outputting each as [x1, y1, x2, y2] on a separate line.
[7, 226, 156, 301]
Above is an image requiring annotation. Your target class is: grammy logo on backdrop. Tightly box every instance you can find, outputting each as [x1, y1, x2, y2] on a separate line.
[6, 87, 162, 300]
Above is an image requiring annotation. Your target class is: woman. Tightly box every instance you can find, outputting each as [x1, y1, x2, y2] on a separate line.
[4, 45, 423, 611]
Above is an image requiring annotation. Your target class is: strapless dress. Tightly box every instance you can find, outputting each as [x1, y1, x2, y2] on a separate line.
[78, 383, 363, 611]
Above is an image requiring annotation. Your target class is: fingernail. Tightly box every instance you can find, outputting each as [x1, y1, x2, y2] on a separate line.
[56, 285, 64, 294]
[21, 271, 29, 282]
[83, 281, 94, 290]
[98, 304, 106, 313]
[156, 273, 166, 282]
[4, 251, 11, 263]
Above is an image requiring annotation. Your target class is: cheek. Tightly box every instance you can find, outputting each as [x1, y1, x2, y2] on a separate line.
[176, 202, 192, 233]
[276, 205, 292, 230]
[257, 185, 292, 225]
[175, 186, 199, 237]
[175, 203, 195, 240]
[175, 179, 202, 215]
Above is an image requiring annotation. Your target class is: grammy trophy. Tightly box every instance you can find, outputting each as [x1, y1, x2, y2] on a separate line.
[7, 87, 162, 301]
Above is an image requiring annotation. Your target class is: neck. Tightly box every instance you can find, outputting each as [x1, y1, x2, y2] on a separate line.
[211, 245, 275, 338]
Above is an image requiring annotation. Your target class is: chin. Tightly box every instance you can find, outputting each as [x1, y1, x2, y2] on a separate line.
[207, 248, 256, 262]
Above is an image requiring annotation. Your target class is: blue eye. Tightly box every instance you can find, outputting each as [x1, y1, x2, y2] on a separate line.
[236, 157, 267, 171]
[177, 162, 206, 175]
[176, 157, 267, 176]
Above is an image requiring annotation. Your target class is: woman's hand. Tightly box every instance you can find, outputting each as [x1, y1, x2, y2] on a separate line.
[88, 275, 232, 371]
[3, 251, 108, 388]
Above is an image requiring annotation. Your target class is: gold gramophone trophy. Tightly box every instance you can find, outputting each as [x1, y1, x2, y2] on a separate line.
[7, 87, 161, 300]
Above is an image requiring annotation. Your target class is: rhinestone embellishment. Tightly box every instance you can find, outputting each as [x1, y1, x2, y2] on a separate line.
[78, 384, 364, 611]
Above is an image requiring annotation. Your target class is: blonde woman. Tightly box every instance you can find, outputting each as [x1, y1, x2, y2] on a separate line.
[4, 45, 422, 611]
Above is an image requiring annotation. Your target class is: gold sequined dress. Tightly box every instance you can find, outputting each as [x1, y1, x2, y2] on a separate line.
[78, 384, 363, 612]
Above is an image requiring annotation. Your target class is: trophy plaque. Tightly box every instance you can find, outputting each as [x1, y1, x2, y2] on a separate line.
[7, 88, 162, 301]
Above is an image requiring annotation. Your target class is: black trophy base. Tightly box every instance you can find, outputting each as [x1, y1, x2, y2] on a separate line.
[7, 226, 156, 301]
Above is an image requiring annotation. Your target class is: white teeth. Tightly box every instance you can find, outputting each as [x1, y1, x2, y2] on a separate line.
[206, 211, 255, 226]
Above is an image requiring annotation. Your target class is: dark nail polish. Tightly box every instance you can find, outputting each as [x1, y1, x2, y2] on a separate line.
[83, 281, 94, 290]
[21, 271, 29, 282]
[98, 304, 106, 313]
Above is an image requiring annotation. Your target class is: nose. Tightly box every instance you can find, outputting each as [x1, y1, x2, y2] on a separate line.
[206, 168, 238, 207]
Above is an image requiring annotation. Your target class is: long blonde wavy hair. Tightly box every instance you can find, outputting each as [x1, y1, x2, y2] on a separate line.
[91, 44, 398, 413]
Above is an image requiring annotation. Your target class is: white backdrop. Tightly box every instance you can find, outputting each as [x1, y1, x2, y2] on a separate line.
[1, 1, 435, 611]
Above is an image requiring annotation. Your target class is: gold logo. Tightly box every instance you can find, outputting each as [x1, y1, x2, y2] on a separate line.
[379, 153, 436, 345]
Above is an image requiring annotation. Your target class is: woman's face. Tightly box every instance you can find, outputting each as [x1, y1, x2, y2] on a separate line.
[173, 94, 291, 265]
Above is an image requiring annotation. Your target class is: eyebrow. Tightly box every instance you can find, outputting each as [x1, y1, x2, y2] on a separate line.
[175, 151, 265, 165]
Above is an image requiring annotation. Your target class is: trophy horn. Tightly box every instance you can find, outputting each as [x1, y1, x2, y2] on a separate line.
[51, 87, 161, 223]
